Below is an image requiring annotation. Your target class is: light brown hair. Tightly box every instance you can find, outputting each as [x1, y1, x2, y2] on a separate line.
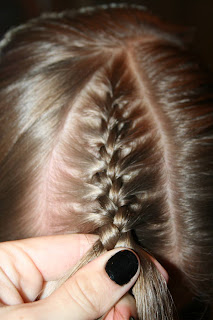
[0, 4, 213, 319]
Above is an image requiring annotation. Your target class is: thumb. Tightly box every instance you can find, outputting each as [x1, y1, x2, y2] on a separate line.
[42, 248, 139, 320]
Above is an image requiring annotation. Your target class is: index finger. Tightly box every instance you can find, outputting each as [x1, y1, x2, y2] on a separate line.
[1, 234, 98, 281]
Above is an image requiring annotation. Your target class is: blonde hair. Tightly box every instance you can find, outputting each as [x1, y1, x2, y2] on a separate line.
[0, 4, 213, 319]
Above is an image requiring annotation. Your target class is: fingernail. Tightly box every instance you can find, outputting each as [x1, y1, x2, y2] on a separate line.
[105, 250, 139, 286]
[129, 317, 135, 320]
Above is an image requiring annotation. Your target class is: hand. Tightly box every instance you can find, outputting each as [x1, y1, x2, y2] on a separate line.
[0, 234, 140, 319]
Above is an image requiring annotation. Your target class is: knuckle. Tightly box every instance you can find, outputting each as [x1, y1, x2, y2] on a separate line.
[66, 272, 102, 317]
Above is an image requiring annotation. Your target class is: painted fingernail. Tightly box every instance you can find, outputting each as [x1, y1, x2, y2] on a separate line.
[129, 317, 135, 320]
[105, 250, 139, 286]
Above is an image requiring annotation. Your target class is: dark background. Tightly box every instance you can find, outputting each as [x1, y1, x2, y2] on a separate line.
[0, 0, 213, 70]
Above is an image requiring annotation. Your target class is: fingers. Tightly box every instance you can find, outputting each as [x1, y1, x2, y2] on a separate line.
[46, 248, 140, 320]
[0, 248, 140, 320]
[104, 293, 137, 320]
[0, 234, 98, 281]
[0, 234, 97, 305]
[32, 248, 140, 320]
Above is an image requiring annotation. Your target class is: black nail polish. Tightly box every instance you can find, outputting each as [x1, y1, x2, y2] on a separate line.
[129, 317, 135, 320]
[105, 250, 139, 286]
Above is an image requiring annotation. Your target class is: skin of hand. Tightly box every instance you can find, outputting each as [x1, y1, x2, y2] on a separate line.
[0, 234, 141, 320]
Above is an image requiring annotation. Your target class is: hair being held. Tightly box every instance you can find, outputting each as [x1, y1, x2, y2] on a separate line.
[0, 4, 212, 319]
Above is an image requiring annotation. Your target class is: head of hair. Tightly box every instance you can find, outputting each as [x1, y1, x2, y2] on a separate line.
[0, 4, 213, 319]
